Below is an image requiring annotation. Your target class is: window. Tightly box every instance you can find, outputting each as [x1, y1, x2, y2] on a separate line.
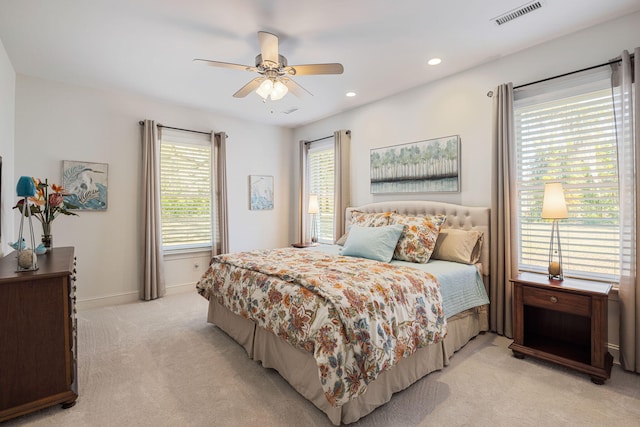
[514, 69, 619, 282]
[160, 129, 212, 251]
[308, 139, 335, 243]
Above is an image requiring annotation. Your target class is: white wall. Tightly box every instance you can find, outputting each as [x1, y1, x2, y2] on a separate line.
[0, 39, 15, 255]
[14, 76, 294, 307]
[293, 12, 640, 356]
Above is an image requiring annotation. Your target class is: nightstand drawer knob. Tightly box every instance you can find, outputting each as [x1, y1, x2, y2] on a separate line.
[550, 296, 558, 303]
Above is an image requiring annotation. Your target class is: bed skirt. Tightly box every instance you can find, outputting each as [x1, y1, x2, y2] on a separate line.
[208, 299, 488, 425]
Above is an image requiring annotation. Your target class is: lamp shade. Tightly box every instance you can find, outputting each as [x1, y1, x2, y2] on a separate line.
[308, 194, 319, 214]
[541, 182, 568, 219]
[16, 176, 36, 197]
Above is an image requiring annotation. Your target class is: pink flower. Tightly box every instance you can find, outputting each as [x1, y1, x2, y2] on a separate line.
[48, 193, 64, 208]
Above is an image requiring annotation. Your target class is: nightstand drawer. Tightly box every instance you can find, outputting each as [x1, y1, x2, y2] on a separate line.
[522, 286, 590, 317]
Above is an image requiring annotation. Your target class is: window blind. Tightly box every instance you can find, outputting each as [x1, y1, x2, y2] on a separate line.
[515, 72, 619, 282]
[160, 130, 212, 251]
[308, 139, 335, 243]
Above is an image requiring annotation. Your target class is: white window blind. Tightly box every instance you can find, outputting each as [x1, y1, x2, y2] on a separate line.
[308, 139, 335, 243]
[514, 70, 620, 282]
[160, 129, 212, 251]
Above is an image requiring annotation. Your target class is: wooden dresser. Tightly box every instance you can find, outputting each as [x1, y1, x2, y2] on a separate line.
[0, 247, 78, 421]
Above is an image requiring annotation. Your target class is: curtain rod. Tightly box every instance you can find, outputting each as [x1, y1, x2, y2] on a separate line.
[138, 121, 212, 136]
[487, 54, 633, 97]
[304, 135, 333, 145]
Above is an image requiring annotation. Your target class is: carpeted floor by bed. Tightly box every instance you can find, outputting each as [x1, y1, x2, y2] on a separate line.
[4, 290, 640, 427]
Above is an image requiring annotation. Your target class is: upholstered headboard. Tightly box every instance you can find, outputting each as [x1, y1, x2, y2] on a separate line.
[345, 201, 491, 279]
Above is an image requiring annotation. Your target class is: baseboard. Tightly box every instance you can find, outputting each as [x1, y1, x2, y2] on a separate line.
[165, 282, 196, 295]
[77, 282, 196, 311]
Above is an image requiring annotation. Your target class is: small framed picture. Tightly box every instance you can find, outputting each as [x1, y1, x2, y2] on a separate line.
[249, 175, 274, 210]
[62, 160, 108, 210]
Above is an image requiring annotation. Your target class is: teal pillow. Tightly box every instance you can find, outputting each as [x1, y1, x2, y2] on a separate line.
[341, 224, 405, 262]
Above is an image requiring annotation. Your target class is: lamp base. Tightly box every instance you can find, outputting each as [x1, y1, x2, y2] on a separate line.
[548, 261, 563, 280]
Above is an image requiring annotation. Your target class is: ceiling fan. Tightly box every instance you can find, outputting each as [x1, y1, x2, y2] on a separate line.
[194, 31, 344, 101]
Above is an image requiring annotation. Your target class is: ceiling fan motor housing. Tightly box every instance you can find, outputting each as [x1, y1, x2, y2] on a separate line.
[255, 54, 288, 71]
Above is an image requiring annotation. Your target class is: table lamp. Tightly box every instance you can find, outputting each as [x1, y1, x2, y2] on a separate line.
[541, 182, 568, 280]
[308, 194, 319, 243]
[16, 176, 38, 271]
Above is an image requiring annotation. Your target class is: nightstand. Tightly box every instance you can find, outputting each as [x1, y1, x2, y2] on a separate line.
[291, 242, 319, 248]
[509, 272, 613, 384]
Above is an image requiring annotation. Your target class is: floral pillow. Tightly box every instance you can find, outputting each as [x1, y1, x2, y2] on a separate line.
[389, 213, 447, 263]
[336, 211, 394, 245]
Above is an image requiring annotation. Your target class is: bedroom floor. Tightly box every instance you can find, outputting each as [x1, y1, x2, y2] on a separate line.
[5, 290, 640, 427]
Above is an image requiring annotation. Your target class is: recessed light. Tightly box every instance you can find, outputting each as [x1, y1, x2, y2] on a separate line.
[427, 57, 442, 66]
[346, 91, 356, 97]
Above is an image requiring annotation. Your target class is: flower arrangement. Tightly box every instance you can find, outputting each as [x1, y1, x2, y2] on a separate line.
[14, 178, 78, 241]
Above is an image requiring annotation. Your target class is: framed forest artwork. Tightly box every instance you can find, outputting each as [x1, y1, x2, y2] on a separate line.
[370, 135, 460, 193]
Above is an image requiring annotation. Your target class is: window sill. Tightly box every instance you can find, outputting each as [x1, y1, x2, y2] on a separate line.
[163, 247, 212, 260]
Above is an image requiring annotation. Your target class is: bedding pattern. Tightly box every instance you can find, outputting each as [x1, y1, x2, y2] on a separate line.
[196, 248, 447, 407]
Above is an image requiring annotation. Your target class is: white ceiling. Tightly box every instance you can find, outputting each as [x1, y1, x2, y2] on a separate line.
[1, 0, 639, 128]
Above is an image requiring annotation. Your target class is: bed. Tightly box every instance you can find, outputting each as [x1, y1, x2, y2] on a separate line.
[197, 201, 490, 425]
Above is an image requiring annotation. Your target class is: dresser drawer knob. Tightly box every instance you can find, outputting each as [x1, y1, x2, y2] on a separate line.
[550, 296, 558, 303]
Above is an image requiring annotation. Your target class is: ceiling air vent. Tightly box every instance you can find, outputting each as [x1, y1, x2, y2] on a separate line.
[492, 1, 543, 26]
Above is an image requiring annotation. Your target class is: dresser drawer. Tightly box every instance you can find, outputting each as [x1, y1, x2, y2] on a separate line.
[522, 286, 591, 317]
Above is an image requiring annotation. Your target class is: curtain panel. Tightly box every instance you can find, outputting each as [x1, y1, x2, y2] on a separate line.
[490, 83, 518, 337]
[141, 120, 166, 300]
[213, 132, 229, 255]
[299, 140, 310, 243]
[334, 130, 351, 239]
[612, 48, 640, 373]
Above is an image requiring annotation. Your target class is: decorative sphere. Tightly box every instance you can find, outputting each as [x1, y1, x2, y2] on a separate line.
[548, 261, 561, 277]
[18, 249, 37, 269]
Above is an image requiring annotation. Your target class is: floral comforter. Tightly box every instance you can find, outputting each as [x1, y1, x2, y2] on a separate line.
[196, 248, 447, 407]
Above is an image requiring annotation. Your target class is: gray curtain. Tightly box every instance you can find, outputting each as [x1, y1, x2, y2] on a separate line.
[299, 140, 310, 243]
[612, 48, 640, 373]
[213, 132, 229, 255]
[141, 120, 166, 300]
[334, 130, 351, 239]
[490, 83, 518, 337]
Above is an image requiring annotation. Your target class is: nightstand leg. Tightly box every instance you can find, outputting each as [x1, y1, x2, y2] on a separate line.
[512, 351, 525, 359]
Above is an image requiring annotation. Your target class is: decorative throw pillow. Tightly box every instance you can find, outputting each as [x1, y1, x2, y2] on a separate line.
[341, 224, 405, 262]
[336, 210, 394, 245]
[389, 213, 447, 263]
[432, 229, 484, 265]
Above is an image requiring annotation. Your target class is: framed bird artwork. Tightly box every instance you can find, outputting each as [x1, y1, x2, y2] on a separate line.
[62, 160, 108, 210]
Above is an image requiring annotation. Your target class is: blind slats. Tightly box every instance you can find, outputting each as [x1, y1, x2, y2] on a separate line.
[308, 141, 335, 243]
[515, 83, 620, 281]
[160, 139, 213, 249]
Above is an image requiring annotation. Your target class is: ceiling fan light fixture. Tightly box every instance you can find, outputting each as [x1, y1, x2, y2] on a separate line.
[270, 80, 288, 100]
[256, 79, 274, 99]
[256, 78, 289, 101]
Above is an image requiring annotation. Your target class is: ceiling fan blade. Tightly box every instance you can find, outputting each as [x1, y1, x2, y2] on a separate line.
[285, 63, 344, 76]
[193, 58, 257, 72]
[233, 77, 264, 98]
[258, 31, 279, 66]
[281, 78, 312, 98]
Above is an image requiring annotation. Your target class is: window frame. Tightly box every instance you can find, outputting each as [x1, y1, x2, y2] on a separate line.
[513, 68, 620, 283]
[159, 129, 213, 253]
[307, 138, 335, 244]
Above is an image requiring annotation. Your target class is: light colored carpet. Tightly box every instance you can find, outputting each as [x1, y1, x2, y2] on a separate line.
[5, 291, 640, 427]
